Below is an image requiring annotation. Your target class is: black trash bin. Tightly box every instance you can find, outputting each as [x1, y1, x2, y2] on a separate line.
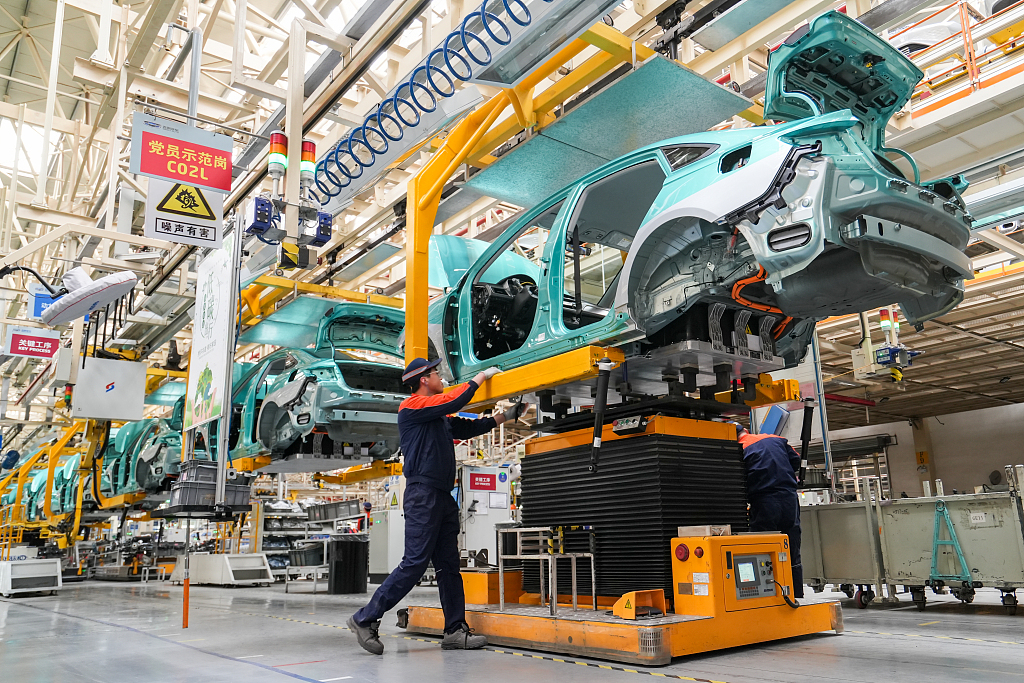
[328, 535, 369, 594]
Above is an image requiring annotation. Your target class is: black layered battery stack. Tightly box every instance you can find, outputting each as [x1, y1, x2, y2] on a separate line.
[519, 433, 748, 598]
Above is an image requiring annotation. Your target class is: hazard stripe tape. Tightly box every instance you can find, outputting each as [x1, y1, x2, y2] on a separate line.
[213, 609, 1024, 679]
[485, 648, 729, 682]
[215, 608, 731, 682]
[848, 630, 1024, 646]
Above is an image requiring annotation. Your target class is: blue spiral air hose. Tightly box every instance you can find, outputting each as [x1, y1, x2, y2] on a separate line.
[314, 0, 552, 202]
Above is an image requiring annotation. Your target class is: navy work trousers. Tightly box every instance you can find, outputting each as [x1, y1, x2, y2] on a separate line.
[749, 490, 803, 598]
[353, 482, 466, 633]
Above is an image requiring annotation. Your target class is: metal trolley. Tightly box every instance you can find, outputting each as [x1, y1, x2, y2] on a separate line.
[498, 526, 596, 615]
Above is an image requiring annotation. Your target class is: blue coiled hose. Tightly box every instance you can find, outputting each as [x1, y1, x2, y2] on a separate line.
[314, 0, 550, 202]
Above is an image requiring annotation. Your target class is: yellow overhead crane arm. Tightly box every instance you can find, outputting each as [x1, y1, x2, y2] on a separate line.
[314, 461, 403, 486]
[240, 274, 404, 324]
[400, 23, 773, 403]
[404, 23, 659, 366]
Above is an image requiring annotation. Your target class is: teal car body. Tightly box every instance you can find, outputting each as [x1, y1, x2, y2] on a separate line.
[423, 12, 972, 396]
[97, 415, 183, 502]
[192, 349, 322, 462]
[255, 303, 407, 471]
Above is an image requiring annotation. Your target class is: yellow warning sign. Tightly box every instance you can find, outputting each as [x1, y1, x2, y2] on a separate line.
[390, 492, 399, 507]
[155, 183, 216, 219]
[624, 599, 631, 609]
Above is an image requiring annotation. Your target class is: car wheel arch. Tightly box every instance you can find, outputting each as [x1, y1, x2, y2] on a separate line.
[616, 213, 741, 331]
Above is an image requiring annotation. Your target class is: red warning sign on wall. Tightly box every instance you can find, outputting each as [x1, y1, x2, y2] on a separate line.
[139, 132, 232, 191]
[468, 473, 496, 491]
[130, 113, 233, 194]
[6, 328, 60, 358]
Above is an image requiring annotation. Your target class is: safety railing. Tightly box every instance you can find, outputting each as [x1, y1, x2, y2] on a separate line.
[0, 505, 25, 561]
[901, 0, 1024, 116]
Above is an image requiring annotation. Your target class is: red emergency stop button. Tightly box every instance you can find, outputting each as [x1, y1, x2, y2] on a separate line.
[694, 546, 704, 558]
[675, 544, 689, 561]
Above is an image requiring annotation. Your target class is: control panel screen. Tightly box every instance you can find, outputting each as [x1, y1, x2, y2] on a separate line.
[732, 553, 776, 600]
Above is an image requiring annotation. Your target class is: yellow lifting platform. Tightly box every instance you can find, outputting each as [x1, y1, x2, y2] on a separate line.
[402, 413, 837, 665]
[403, 531, 841, 666]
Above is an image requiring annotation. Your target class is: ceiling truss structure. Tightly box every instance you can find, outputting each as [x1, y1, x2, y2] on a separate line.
[2, 0, 1024, 442]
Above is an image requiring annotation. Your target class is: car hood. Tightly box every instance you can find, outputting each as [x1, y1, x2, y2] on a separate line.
[314, 303, 404, 358]
[764, 10, 922, 150]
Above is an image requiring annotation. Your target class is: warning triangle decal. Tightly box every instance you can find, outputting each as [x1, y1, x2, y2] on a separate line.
[390, 493, 398, 507]
[156, 183, 216, 219]
[624, 599, 631, 609]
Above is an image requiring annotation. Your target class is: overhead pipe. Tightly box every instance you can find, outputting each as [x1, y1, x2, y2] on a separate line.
[313, 0, 552, 200]
[823, 393, 876, 407]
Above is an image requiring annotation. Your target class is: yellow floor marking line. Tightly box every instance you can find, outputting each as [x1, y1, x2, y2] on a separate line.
[210, 606, 737, 682]
[849, 630, 1023, 646]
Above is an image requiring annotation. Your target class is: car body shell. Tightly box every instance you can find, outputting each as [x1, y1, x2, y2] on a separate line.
[255, 304, 407, 469]
[420, 11, 972, 392]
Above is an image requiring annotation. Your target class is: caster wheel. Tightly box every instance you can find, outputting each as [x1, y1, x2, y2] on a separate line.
[963, 593, 975, 604]
[843, 585, 855, 599]
[855, 589, 871, 609]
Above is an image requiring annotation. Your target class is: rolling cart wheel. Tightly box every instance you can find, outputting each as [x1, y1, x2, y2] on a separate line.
[962, 592, 975, 604]
[842, 584, 855, 599]
[1001, 592, 1017, 615]
[855, 589, 870, 609]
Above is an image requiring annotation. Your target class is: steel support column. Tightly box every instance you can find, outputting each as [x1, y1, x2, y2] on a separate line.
[35, 0, 67, 205]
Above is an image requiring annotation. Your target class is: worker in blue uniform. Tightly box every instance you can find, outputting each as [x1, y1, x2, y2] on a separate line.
[733, 422, 804, 598]
[348, 357, 528, 655]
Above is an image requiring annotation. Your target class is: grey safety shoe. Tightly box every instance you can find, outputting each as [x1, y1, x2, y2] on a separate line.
[347, 616, 384, 655]
[441, 623, 487, 650]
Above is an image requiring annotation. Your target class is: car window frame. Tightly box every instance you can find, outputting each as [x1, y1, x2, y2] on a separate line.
[470, 194, 570, 287]
[548, 153, 668, 337]
[455, 194, 571, 367]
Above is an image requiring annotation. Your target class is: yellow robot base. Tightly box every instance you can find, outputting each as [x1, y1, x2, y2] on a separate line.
[403, 533, 843, 666]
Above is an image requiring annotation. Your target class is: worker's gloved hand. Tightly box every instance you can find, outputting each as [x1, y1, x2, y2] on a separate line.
[503, 402, 527, 422]
[481, 366, 502, 379]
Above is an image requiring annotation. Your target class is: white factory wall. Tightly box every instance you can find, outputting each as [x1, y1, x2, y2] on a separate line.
[828, 420, 917, 495]
[921, 402, 1024, 493]
[828, 402, 1024, 497]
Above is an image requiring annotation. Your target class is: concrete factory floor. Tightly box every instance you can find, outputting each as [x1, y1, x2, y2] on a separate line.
[1, 580, 1022, 682]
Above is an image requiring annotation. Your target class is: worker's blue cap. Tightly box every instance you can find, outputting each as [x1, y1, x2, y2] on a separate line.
[402, 357, 441, 386]
[363, 502, 372, 510]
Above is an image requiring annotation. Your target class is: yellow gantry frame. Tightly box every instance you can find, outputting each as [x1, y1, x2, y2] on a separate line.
[240, 274, 404, 324]
[314, 460, 403, 485]
[404, 23, 657, 365]
[403, 23, 772, 402]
